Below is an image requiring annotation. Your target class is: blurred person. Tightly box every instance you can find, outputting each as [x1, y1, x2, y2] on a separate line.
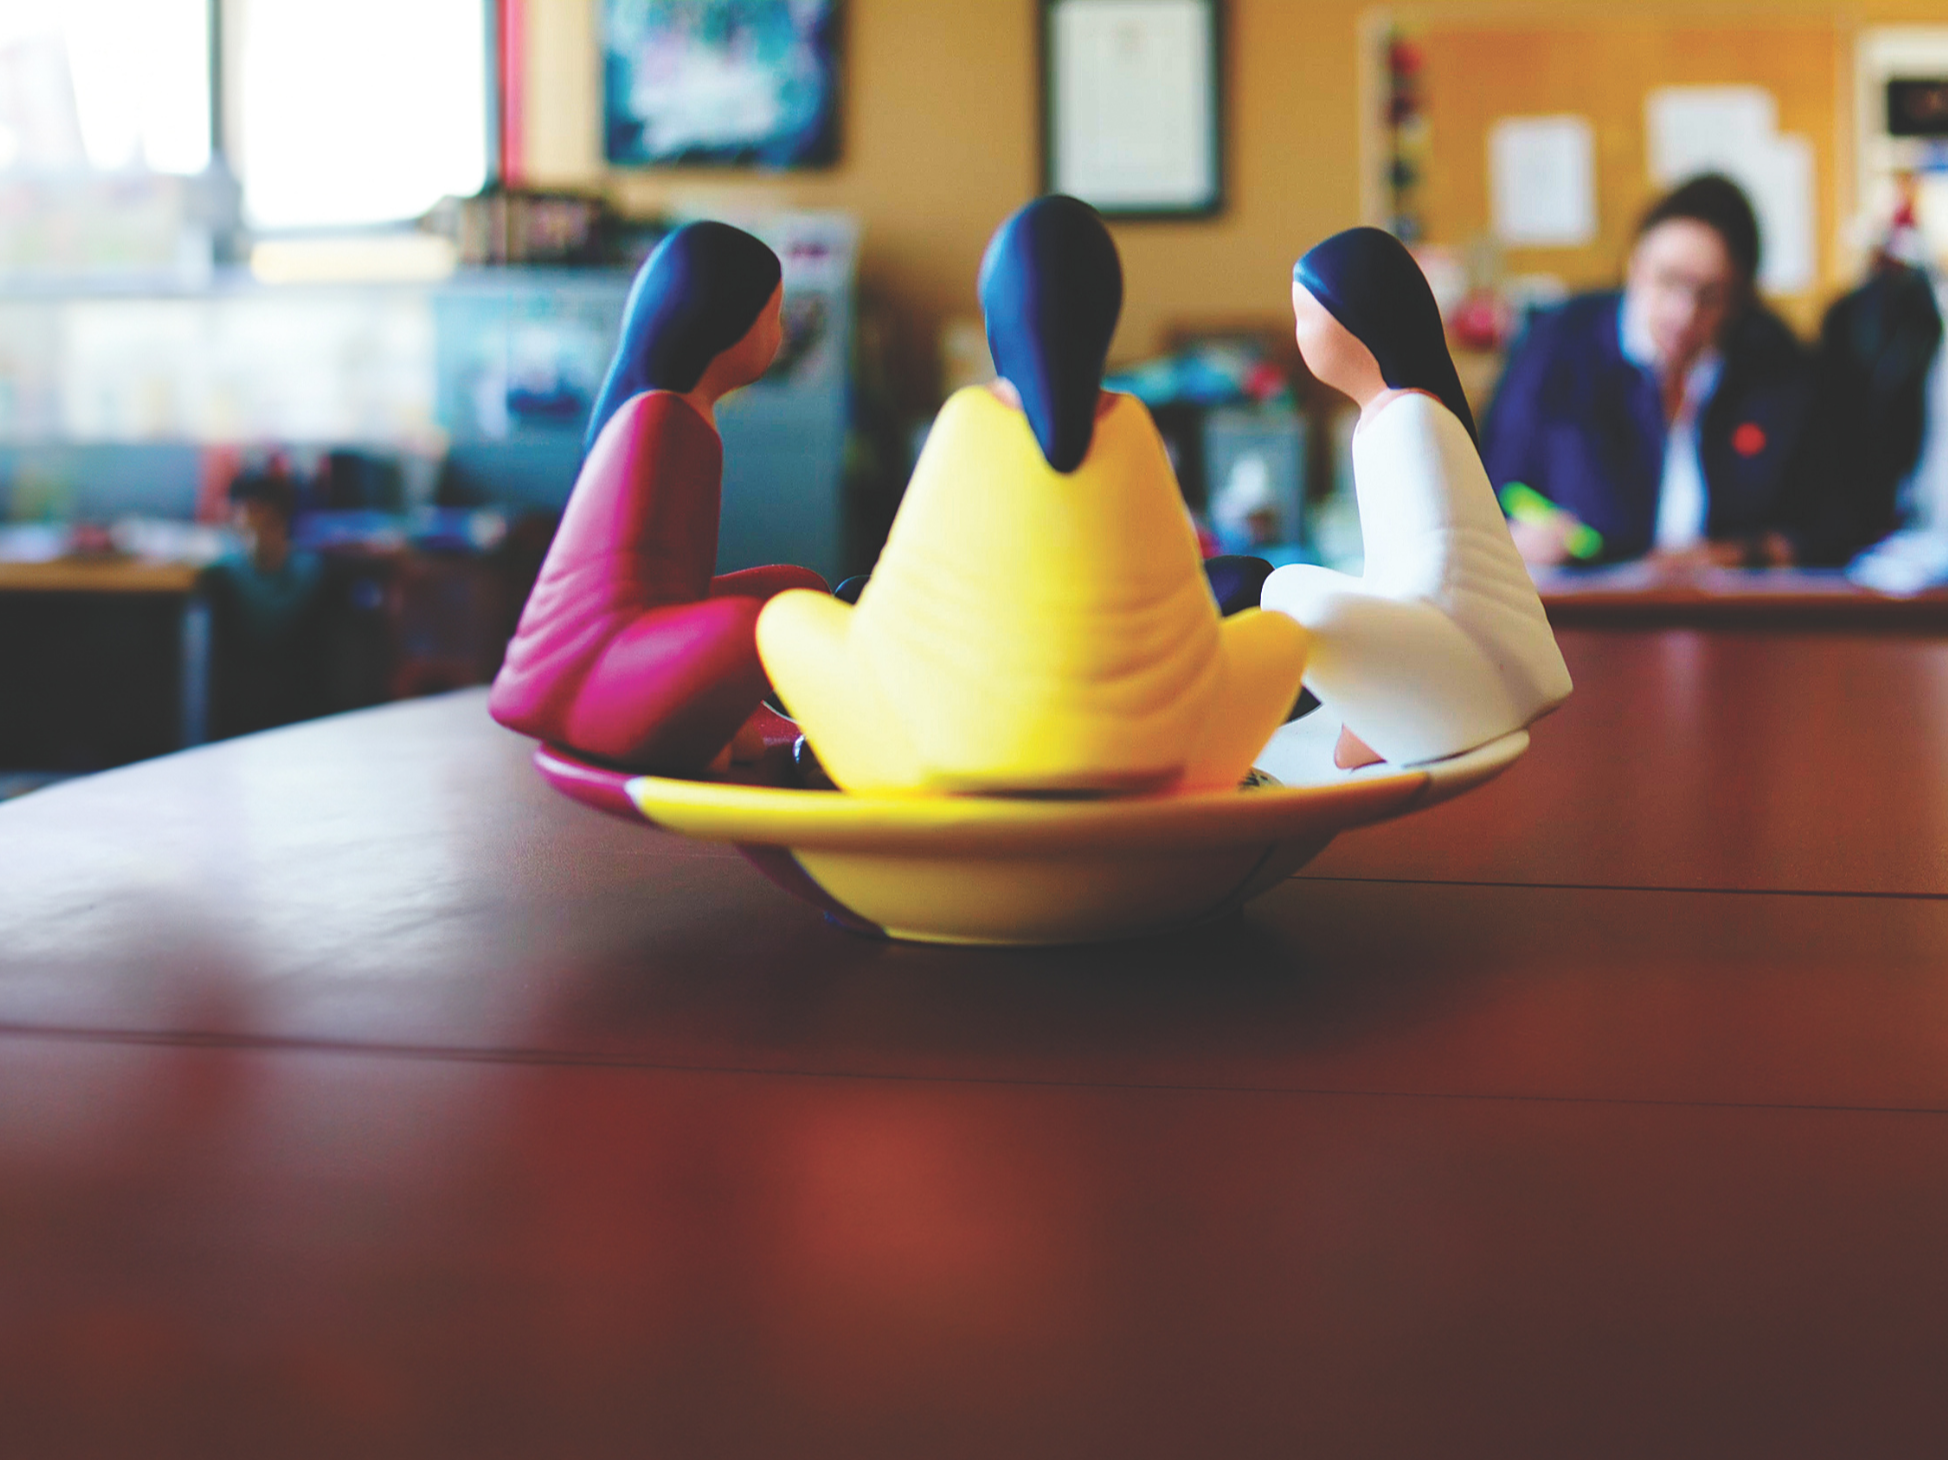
[1481, 174, 1810, 568]
[201, 468, 327, 736]
[1779, 225, 1946, 580]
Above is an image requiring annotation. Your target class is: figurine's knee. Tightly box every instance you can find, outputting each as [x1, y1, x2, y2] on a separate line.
[713, 564, 831, 600]
[1259, 563, 1360, 627]
[756, 593, 930, 792]
[1283, 594, 1520, 764]
[1264, 583, 1430, 676]
[755, 589, 851, 715]
[1221, 608, 1310, 709]
[567, 596, 769, 771]
[1178, 609, 1311, 789]
[755, 589, 876, 760]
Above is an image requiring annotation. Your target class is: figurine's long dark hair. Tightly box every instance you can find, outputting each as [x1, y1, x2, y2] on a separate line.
[1295, 226, 1477, 445]
[585, 221, 782, 451]
[978, 195, 1124, 473]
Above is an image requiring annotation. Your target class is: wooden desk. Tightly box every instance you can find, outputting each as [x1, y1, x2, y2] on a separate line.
[0, 558, 201, 595]
[2, 629, 1945, 1454]
[1537, 564, 1948, 627]
[0, 557, 209, 759]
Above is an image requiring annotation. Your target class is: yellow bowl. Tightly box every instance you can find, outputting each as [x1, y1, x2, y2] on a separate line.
[600, 731, 1528, 946]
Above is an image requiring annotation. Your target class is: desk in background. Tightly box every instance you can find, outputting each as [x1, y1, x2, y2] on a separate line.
[1535, 562, 1948, 627]
[0, 531, 520, 773]
[0, 557, 209, 766]
[1, 627, 1945, 1453]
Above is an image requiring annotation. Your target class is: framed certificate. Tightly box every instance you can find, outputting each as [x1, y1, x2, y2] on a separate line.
[1041, 0, 1225, 218]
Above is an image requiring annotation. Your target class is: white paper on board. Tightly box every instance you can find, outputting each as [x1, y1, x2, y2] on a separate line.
[1489, 114, 1597, 246]
[1646, 86, 1777, 183]
[1644, 85, 1816, 293]
[1744, 133, 1816, 293]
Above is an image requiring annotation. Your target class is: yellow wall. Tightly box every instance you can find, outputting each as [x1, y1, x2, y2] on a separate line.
[522, 0, 1361, 401]
[521, 0, 1948, 404]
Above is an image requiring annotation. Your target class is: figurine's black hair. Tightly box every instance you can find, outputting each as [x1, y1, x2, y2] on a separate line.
[979, 195, 1124, 473]
[1637, 173, 1761, 287]
[585, 221, 782, 451]
[1294, 226, 1478, 445]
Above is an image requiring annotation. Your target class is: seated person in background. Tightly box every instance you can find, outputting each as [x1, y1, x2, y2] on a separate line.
[1781, 257, 1945, 576]
[489, 222, 829, 774]
[1482, 174, 1810, 568]
[202, 468, 327, 738]
[756, 194, 1308, 796]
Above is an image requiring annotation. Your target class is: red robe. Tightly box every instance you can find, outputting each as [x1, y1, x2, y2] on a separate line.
[489, 391, 825, 771]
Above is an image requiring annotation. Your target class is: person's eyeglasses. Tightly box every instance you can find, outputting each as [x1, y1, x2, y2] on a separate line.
[1646, 268, 1731, 313]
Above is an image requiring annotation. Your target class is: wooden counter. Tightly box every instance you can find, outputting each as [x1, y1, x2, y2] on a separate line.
[0, 557, 203, 594]
[1536, 563, 1948, 627]
[1, 628, 1945, 1454]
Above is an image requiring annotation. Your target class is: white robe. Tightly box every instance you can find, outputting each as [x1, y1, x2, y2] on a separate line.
[1260, 391, 1571, 765]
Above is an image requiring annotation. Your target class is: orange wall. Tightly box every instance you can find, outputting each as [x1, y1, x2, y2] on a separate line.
[521, 0, 1948, 402]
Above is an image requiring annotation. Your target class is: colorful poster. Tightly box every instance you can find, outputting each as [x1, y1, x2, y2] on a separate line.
[603, 0, 842, 169]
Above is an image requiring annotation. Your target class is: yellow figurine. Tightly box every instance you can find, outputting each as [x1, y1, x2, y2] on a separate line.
[757, 196, 1308, 795]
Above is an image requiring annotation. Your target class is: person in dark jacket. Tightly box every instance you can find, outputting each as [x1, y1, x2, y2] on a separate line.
[1779, 262, 1942, 566]
[1482, 174, 1811, 567]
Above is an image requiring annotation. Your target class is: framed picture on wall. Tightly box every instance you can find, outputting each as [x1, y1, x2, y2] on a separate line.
[1041, 0, 1225, 218]
[602, 0, 843, 168]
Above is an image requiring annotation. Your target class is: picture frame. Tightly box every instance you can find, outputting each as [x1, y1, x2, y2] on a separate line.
[601, 0, 843, 169]
[1040, 0, 1225, 219]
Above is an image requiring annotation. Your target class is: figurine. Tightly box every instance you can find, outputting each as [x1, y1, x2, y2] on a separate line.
[489, 221, 828, 773]
[1259, 227, 1571, 768]
[755, 195, 1308, 795]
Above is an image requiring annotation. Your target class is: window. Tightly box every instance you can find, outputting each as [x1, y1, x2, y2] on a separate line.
[0, 0, 210, 175]
[229, 0, 488, 231]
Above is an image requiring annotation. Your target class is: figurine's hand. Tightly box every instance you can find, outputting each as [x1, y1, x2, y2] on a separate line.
[1509, 513, 1577, 567]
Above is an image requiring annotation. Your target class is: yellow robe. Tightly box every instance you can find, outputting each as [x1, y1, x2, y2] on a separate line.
[756, 386, 1309, 795]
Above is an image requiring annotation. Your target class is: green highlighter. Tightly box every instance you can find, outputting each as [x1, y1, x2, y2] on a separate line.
[1498, 482, 1604, 561]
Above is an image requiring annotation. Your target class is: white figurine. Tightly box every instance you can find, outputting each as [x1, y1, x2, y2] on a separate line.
[1260, 228, 1571, 770]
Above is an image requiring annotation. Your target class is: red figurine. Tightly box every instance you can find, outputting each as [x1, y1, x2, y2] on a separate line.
[489, 222, 828, 773]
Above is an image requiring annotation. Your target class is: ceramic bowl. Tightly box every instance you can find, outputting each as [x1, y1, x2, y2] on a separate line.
[533, 724, 1528, 947]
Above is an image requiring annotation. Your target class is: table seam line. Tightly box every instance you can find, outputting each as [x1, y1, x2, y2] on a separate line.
[1292, 874, 1948, 902]
[1, 1021, 1944, 1117]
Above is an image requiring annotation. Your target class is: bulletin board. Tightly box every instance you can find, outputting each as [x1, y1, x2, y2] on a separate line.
[1403, 19, 1845, 331]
